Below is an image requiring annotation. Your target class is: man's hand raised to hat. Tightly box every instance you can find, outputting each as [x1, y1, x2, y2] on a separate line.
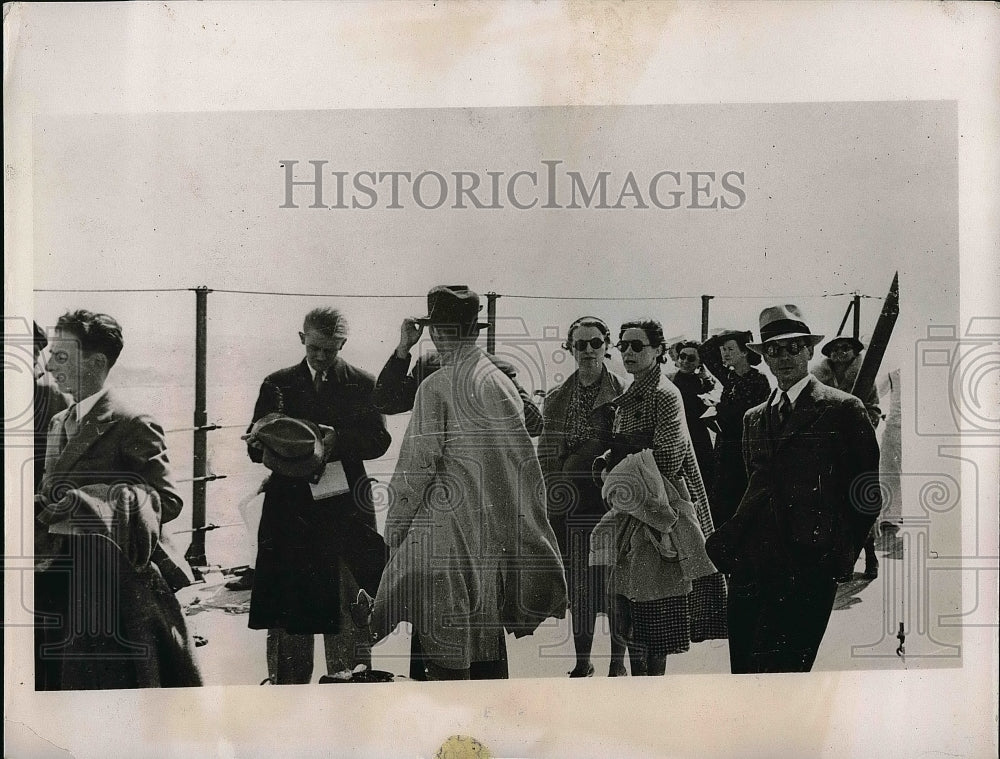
[317, 423, 338, 458]
[395, 318, 423, 359]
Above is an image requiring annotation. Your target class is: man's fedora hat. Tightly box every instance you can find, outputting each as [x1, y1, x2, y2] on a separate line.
[416, 285, 490, 329]
[820, 335, 865, 357]
[251, 413, 325, 478]
[747, 304, 824, 354]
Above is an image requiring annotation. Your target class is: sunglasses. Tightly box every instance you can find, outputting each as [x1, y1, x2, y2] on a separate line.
[677, 354, 699, 362]
[616, 339, 653, 353]
[572, 337, 606, 351]
[762, 341, 806, 358]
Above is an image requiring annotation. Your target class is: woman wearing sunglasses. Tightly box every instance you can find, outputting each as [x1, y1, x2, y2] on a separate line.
[595, 319, 727, 676]
[537, 316, 626, 678]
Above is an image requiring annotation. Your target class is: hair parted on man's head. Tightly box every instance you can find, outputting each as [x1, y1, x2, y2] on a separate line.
[303, 307, 349, 338]
[620, 318, 668, 364]
[54, 310, 125, 368]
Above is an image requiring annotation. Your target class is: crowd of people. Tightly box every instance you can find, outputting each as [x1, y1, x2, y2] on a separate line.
[32, 287, 887, 689]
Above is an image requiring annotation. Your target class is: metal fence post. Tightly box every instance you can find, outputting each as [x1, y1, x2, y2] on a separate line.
[700, 295, 713, 342]
[852, 292, 862, 340]
[486, 292, 499, 354]
[185, 286, 211, 568]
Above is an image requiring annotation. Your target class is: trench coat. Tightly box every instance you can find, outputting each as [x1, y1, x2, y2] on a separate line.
[372, 345, 567, 669]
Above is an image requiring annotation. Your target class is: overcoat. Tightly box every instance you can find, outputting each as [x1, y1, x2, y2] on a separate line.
[35, 389, 201, 689]
[536, 365, 625, 557]
[247, 357, 391, 634]
[373, 345, 567, 669]
[373, 349, 543, 436]
[607, 368, 728, 642]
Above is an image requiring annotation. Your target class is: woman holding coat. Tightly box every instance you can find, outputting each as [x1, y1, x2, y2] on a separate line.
[595, 319, 727, 676]
[538, 316, 626, 677]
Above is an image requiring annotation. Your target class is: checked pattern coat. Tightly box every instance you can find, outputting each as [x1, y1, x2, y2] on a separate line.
[610, 367, 728, 642]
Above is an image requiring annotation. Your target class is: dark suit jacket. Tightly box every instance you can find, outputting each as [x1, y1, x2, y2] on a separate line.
[373, 350, 543, 436]
[706, 376, 881, 580]
[247, 357, 391, 633]
[36, 389, 186, 571]
[34, 389, 200, 690]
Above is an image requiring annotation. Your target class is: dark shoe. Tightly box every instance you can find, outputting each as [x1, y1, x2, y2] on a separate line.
[864, 556, 879, 580]
[568, 663, 594, 678]
[608, 663, 628, 677]
[879, 521, 900, 537]
[225, 568, 254, 591]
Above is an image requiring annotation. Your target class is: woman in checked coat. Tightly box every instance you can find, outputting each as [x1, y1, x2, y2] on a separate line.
[598, 318, 728, 676]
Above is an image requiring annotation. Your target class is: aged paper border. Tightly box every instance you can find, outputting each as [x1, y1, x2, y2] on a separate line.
[5, 2, 998, 757]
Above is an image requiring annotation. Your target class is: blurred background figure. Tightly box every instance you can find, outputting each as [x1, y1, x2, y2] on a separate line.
[670, 339, 716, 490]
[876, 369, 902, 533]
[812, 336, 882, 427]
[699, 330, 771, 529]
[812, 335, 882, 579]
[32, 321, 71, 491]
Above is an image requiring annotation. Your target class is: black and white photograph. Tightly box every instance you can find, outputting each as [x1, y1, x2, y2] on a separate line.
[4, 3, 998, 758]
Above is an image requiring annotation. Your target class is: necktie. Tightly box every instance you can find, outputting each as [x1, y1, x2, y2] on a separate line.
[314, 370, 325, 395]
[61, 404, 79, 450]
[776, 392, 791, 428]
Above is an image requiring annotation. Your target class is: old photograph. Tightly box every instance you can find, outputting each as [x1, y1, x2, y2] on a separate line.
[5, 3, 997, 758]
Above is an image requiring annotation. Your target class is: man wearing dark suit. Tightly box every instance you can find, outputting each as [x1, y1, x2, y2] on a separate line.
[246, 307, 391, 684]
[706, 305, 881, 673]
[35, 310, 201, 690]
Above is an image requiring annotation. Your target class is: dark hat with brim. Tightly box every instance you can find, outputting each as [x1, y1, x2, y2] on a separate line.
[705, 328, 762, 366]
[821, 336, 865, 357]
[416, 285, 489, 330]
[747, 304, 824, 354]
[252, 414, 325, 478]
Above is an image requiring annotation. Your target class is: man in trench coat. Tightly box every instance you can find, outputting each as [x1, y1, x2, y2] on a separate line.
[372, 285, 567, 680]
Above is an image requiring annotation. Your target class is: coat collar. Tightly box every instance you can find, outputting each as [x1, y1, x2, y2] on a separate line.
[615, 365, 661, 405]
[48, 389, 119, 474]
[297, 356, 349, 388]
